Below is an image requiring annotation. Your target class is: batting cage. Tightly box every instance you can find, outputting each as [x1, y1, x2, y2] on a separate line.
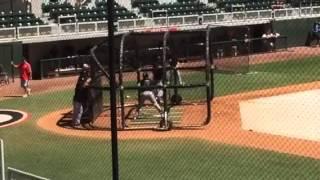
[88, 28, 214, 130]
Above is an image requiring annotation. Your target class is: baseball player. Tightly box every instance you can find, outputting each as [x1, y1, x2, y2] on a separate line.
[72, 64, 92, 127]
[134, 72, 163, 120]
[11, 58, 32, 97]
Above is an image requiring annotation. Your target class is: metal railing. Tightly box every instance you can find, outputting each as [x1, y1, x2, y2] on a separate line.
[7, 167, 50, 180]
[40, 55, 91, 79]
[0, 28, 16, 41]
[16, 21, 109, 39]
[1, 6, 320, 41]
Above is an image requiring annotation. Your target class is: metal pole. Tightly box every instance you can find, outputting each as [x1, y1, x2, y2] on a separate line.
[107, 0, 119, 179]
[1, 139, 5, 180]
[246, 26, 251, 73]
[207, 26, 214, 100]
[119, 32, 131, 128]
[205, 27, 212, 125]
[10, 44, 14, 83]
[162, 31, 170, 128]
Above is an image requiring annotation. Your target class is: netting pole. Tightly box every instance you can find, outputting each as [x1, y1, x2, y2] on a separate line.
[135, 37, 142, 114]
[10, 44, 14, 83]
[205, 26, 212, 125]
[208, 27, 214, 100]
[119, 32, 131, 129]
[136, 37, 142, 115]
[0, 139, 5, 180]
[246, 26, 251, 73]
[162, 31, 170, 128]
[107, 0, 119, 179]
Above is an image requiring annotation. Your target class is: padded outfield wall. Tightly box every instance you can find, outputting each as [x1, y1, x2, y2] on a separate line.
[272, 17, 319, 47]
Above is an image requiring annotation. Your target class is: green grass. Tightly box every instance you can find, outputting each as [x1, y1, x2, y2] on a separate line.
[215, 56, 320, 96]
[119, 139, 320, 180]
[1, 56, 320, 179]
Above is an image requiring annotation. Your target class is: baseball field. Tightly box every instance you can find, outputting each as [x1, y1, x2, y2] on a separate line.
[1, 47, 320, 179]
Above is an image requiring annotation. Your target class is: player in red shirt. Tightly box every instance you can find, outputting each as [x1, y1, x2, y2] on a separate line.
[11, 58, 32, 97]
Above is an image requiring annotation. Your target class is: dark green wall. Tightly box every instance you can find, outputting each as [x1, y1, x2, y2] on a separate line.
[273, 17, 319, 47]
[0, 42, 23, 77]
[26, 37, 105, 79]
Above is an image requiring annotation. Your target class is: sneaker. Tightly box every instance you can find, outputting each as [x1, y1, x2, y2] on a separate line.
[160, 112, 164, 119]
[72, 123, 82, 128]
[27, 88, 31, 96]
[22, 94, 28, 98]
[81, 123, 93, 129]
[159, 119, 165, 128]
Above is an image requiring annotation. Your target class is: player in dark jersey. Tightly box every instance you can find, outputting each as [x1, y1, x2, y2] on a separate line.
[134, 72, 163, 120]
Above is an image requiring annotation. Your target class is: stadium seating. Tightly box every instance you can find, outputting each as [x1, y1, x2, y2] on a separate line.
[42, 0, 320, 23]
[297, 0, 320, 7]
[25, 0, 320, 27]
[96, 1, 137, 20]
[301, 0, 320, 7]
[44, 0, 137, 23]
[0, 10, 45, 28]
[133, 0, 217, 17]
[215, 0, 292, 12]
[42, 1, 73, 13]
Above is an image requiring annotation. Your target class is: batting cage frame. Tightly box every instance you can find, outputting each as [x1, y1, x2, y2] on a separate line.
[89, 26, 216, 131]
[84, 24, 253, 131]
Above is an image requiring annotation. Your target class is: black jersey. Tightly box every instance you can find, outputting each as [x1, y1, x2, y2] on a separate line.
[73, 71, 90, 103]
[141, 78, 152, 91]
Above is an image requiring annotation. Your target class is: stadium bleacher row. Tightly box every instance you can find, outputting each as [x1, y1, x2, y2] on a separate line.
[133, 0, 217, 17]
[44, 1, 137, 23]
[0, 10, 45, 28]
[0, 0, 318, 28]
[41, 0, 293, 24]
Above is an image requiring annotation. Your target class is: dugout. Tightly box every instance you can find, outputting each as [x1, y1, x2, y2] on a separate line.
[90, 29, 214, 130]
[209, 25, 251, 74]
[0, 42, 23, 78]
[23, 37, 106, 79]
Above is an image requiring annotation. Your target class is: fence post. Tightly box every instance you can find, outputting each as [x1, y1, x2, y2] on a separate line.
[1, 139, 5, 180]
